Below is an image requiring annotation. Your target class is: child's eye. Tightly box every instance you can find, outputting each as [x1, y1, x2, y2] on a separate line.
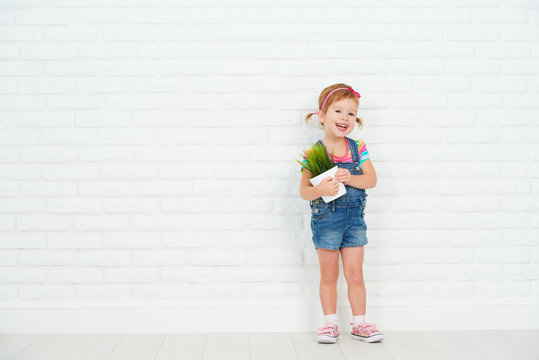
[349, 113, 355, 116]
[335, 110, 340, 113]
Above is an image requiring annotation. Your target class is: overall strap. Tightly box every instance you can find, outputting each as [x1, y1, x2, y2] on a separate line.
[346, 137, 360, 163]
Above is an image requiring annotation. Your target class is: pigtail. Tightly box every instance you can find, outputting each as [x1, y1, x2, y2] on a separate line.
[306, 112, 324, 129]
[355, 116, 363, 130]
[305, 113, 313, 125]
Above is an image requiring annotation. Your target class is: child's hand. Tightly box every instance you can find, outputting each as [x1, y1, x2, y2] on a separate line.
[317, 177, 339, 196]
[335, 168, 351, 185]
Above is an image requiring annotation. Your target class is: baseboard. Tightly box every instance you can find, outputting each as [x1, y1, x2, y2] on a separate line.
[1, 300, 538, 333]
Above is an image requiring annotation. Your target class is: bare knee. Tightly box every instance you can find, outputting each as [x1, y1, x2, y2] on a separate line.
[344, 271, 364, 285]
[320, 270, 339, 285]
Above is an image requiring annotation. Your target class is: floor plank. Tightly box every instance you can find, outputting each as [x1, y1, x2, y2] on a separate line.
[379, 331, 441, 360]
[337, 331, 394, 360]
[455, 330, 539, 360]
[502, 329, 539, 358]
[106, 334, 164, 360]
[249, 332, 297, 360]
[155, 334, 207, 360]
[415, 331, 488, 360]
[59, 334, 123, 360]
[291, 332, 346, 360]
[1, 330, 538, 360]
[0, 334, 40, 360]
[12, 334, 81, 360]
[203, 333, 249, 360]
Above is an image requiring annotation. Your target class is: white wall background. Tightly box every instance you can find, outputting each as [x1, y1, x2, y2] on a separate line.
[1, 0, 538, 333]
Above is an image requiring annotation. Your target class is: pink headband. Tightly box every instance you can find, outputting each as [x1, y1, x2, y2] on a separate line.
[312, 87, 361, 117]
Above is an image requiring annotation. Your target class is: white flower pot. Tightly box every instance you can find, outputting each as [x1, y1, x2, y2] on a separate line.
[309, 165, 347, 203]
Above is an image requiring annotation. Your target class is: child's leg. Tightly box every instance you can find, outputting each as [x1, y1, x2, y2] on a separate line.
[340, 246, 366, 316]
[316, 248, 340, 316]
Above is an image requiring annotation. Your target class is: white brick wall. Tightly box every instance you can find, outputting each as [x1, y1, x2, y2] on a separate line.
[1, 0, 538, 331]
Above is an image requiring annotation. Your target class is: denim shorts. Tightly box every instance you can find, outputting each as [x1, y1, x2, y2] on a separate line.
[310, 197, 368, 250]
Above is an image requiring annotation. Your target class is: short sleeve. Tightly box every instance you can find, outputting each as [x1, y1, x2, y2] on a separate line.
[356, 139, 370, 165]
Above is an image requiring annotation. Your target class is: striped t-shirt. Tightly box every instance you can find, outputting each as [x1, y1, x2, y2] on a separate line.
[302, 138, 370, 170]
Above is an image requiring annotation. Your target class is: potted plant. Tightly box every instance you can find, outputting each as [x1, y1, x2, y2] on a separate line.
[296, 142, 346, 203]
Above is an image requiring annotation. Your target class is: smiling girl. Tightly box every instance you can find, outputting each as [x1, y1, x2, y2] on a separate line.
[299, 83, 383, 344]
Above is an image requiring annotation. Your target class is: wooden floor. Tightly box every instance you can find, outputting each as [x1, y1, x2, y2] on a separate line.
[1, 330, 538, 360]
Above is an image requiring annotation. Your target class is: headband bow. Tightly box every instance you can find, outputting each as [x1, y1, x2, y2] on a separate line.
[349, 88, 361, 99]
[312, 87, 361, 117]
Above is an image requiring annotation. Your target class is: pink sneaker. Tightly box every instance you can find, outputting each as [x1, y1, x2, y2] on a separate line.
[316, 323, 339, 343]
[350, 321, 384, 343]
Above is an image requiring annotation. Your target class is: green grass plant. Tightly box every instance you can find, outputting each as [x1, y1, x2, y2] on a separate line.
[296, 143, 335, 178]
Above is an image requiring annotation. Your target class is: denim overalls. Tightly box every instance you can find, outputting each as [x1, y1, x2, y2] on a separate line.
[309, 137, 368, 250]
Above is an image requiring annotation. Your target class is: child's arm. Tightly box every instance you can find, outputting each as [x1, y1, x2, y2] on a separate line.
[299, 170, 322, 201]
[347, 159, 377, 189]
[300, 168, 337, 201]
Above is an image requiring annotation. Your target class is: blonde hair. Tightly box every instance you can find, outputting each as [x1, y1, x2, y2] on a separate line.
[305, 83, 363, 130]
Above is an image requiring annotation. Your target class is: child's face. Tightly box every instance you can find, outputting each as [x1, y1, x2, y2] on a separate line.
[319, 98, 358, 138]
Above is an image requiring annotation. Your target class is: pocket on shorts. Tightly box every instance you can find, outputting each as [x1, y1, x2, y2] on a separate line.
[311, 204, 331, 222]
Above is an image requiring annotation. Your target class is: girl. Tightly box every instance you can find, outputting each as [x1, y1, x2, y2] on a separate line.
[299, 83, 384, 344]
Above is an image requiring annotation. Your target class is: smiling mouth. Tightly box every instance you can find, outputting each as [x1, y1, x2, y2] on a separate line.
[336, 123, 348, 131]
